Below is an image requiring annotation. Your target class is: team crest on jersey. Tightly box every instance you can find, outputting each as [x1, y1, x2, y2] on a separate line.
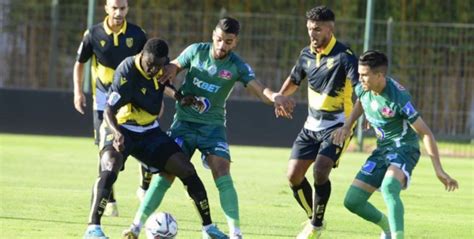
[100, 40, 106, 47]
[126, 38, 134, 48]
[370, 101, 379, 111]
[207, 65, 217, 76]
[380, 106, 395, 118]
[326, 58, 334, 69]
[218, 70, 232, 80]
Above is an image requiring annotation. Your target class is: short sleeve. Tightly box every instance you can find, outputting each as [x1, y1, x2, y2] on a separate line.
[289, 52, 306, 85]
[107, 64, 133, 112]
[342, 49, 359, 86]
[176, 43, 198, 69]
[237, 62, 256, 87]
[396, 91, 419, 124]
[76, 30, 93, 63]
[354, 84, 363, 98]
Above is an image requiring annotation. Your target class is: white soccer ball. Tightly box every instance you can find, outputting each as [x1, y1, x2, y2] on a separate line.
[145, 212, 178, 239]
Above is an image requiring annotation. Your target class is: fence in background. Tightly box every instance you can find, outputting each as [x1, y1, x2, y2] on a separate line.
[0, 3, 472, 156]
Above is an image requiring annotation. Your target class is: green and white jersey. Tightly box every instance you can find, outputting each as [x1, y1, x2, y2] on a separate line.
[175, 42, 255, 126]
[355, 77, 420, 148]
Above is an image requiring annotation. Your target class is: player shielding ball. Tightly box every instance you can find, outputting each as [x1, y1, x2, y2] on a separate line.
[332, 50, 458, 239]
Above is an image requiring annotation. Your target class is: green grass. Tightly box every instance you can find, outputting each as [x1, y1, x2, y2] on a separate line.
[0, 133, 473, 238]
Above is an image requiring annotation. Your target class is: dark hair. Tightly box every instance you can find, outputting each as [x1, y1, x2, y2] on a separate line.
[359, 50, 388, 73]
[143, 38, 169, 58]
[216, 17, 240, 35]
[306, 6, 335, 22]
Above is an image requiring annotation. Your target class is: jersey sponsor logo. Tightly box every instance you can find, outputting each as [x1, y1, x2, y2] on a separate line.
[126, 38, 133, 48]
[381, 106, 395, 118]
[218, 70, 232, 80]
[107, 92, 121, 106]
[326, 58, 334, 69]
[191, 96, 211, 114]
[207, 64, 217, 76]
[402, 102, 417, 118]
[141, 88, 147, 95]
[244, 63, 256, 77]
[374, 126, 385, 140]
[100, 40, 106, 47]
[192, 77, 221, 93]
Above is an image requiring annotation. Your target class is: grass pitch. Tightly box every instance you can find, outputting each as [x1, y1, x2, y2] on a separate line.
[0, 134, 472, 238]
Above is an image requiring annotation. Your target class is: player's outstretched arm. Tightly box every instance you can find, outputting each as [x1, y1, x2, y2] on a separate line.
[332, 100, 364, 146]
[73, 61, 86, 114]
[410, 117, 459, 191]
[247, 79, 295, 119]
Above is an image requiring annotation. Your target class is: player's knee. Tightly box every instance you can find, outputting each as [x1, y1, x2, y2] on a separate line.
[287, 171, 303, 187]
[100, 150, 123, 172]
[313, 167, 330, 184]
[343, 193, 360, 213]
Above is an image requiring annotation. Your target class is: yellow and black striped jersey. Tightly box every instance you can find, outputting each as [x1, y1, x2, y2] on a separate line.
[107, 55, 164, 128]
[76, 17, 147, 111]
[290, 36, 359, 131]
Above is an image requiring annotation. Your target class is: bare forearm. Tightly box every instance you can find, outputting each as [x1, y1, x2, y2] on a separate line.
[278, 77, 298, 96]
[73, 62, 84, 93]
[421, 132, 443, 171]
[104, 107, 120, 134]
[344, 100, 364, 127]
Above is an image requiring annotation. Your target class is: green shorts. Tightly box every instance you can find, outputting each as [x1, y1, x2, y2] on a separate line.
[355, 145, 420, 189]
[168, 120, 230, 168]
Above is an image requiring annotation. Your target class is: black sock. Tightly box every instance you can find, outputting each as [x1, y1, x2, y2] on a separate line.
[290, 177, 313, 219]
[311, 180, 331, 227]
[140, 166, 153, 190]
[88, 170, 117, 225]
[181, 174, 212, 226]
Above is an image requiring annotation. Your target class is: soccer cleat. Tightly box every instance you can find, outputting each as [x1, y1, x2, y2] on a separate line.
[296, 220, 325, 239]
[202, 224, 229, 239]
[103, 202, 119, 217]
[136, 187, 147, 202]
[122, 224, 141, 239]
[380, 231, 392, 239]
[83, 225, 109, 239]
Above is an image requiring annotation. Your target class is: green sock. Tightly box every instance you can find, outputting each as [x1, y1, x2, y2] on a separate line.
[215, 175, 240, 230]
[344, 185, 390, 232]
[134, 175, 172, 226]
[381, 176, 404, 236]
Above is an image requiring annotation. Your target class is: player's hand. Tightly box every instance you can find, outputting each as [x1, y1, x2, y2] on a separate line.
[113, 131, 125, 152]
[158, 64, 177, 84]
[273, 94, 295, 119]
[74, 91, 86, 114]
[180, 95, 196, 106]
[436, 170, 459, 192]
[332, 125, 351, 146]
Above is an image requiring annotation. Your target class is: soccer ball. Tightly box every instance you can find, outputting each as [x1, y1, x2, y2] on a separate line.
[145, 212, 178, 239]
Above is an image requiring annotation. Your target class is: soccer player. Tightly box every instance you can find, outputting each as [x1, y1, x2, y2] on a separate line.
[84, 38, 225, 239]
[122, 17, 294, 239]
[332, 50, 459, 239]
[73, 0, 152, 216]
[274, 6, 359, 239]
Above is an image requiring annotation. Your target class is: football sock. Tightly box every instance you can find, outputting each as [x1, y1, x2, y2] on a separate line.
[344, 185, 390, 232]
[312, 180, 331, 227]
[97, 156, 116, 203]
[181, 173, 212, 226]
[215, 175, 240, 232]
[381, 176, 404, 236]
[139, 165, 153, 190]
[88, 170, 117, 225]
[290, 177, 313, 218]
[134, 175, 171, 226]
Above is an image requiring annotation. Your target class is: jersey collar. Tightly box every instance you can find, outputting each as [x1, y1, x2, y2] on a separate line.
[311, 34, 336, 56]
[103, 16, 128, 35]
[134, 54, 163, 81]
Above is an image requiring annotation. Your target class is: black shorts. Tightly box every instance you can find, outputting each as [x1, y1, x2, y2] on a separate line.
[93, 110, 104, 145]
[99, 124, 182, 173]
[290, 123, 351, 168]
